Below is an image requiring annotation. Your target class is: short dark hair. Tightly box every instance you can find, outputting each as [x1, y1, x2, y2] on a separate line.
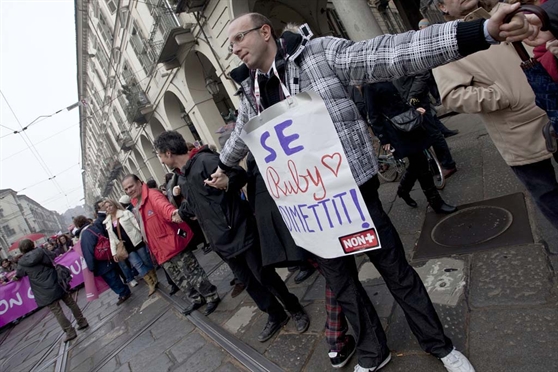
[19, 239, 35, 254]
[94, 199, 104, 213]
[154, 131, 188, 156]
[146, 179, 158, 189]
[73, 215, 89, 229]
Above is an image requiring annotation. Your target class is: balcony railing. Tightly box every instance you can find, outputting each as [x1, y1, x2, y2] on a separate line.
[122, 85, 153, 125]
[171, 0, 209, 14]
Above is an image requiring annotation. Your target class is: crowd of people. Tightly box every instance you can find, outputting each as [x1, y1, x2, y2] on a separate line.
[6, 1, 558, 371]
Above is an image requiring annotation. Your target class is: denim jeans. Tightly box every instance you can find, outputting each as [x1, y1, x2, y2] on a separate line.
[117, 260, 135, 283]
[128, 245, 154, 277]
[511, 153, 558, 230]
[101, 267, 131, 298]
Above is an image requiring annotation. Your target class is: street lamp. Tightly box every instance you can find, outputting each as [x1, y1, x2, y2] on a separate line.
[205, 77, 220, 96]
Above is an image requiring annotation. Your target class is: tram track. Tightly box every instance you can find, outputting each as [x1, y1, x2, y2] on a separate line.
[22, 262, 282, 372]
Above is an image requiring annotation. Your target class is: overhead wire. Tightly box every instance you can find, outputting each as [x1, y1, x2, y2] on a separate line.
[2, 1, 175, 206]
[0, 90, 71, 209]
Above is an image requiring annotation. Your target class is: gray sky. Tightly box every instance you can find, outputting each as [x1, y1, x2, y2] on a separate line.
[1, 1, 83, 214]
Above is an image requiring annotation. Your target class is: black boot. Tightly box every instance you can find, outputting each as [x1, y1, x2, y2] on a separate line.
[397, 190, 418, 208]
[169, 284, 180, 296]
[423, 187, 457, 214]
[397, 169, 419, 208]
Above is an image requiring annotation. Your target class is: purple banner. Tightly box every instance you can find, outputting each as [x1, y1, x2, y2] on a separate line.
[0, 250, 84, 328]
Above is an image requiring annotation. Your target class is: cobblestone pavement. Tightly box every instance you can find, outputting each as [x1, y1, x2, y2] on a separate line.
[1, 113, 557, 371]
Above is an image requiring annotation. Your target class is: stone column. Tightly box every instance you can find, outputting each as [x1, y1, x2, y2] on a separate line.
[330, 0, 383, 40]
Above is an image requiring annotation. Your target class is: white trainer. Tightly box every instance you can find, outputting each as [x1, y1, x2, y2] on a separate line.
[129, 279, 139, 287]
[354, 353, 391, 372]
[440, 349, 475, 372]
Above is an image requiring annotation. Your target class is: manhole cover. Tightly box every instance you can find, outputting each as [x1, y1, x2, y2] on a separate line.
[431, 206, 513, 247]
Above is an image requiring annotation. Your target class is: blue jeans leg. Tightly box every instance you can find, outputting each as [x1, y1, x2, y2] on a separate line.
[118, 260, 135, 283]
[101, 268, 131, 298]
[128, 246, 154, 277]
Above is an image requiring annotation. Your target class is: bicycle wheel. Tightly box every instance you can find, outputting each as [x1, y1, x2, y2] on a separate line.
[426, 148, 445, 190]
[377, 148, 405, 182]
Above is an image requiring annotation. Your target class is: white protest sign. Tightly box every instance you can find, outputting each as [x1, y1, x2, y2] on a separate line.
[240, 91, 381, 258]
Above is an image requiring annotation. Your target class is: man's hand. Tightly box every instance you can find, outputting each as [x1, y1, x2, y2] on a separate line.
[172, 185, 181, 197]
[416, 107, 426, 115]
[486, 2, 534, 42]
[547, 39, 558, 57]
[204, 167, 229, 190]
[171, 210, 183, 223]
[523, 14, 555, 46]
[382, 144, 392, 152]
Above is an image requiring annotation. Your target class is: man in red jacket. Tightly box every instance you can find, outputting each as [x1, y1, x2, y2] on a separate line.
[122, 174, 220, 315]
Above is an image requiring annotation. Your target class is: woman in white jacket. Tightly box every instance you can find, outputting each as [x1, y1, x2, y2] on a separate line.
[103, 199, 158, 296]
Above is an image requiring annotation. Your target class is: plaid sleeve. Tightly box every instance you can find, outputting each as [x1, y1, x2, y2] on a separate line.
[219, 96, 251, 169]
[323, 21, 463, 87]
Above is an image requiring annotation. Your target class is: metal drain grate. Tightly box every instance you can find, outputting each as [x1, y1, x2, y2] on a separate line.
[413, 193, 533, 261]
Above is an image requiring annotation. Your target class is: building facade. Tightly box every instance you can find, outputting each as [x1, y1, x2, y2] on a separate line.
[0, 189, 65, 258]
[75, 0, 412, 206]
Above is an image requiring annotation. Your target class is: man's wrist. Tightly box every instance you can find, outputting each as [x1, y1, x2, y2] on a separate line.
[484, 19, 500, 45]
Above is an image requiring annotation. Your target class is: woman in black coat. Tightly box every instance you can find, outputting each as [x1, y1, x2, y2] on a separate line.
[14, 239, 88, 342]
[363, 82, 456, 213]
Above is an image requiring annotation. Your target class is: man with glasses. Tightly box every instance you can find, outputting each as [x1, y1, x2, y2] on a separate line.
[206, 7, 535, 372]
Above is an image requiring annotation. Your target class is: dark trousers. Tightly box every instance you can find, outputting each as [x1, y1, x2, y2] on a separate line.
[316, 176, 453, 368]
[424, 113, 455, 169]
[399, 151, 437, 194]
[48, 293, 88, 334]
[224, 244, 303, 322]
[101, 268, 131, 298]
[511, 153, 558, 230]
[308, 258, 349, 352]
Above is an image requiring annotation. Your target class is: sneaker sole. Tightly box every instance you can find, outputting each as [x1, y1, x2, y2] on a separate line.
[375, 353, 392, 371]
[258, 316, 290, 342]
[331, 346, 356, 368]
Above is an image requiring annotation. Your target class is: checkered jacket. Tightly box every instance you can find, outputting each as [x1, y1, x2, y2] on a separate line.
[220, 20, 483, 185]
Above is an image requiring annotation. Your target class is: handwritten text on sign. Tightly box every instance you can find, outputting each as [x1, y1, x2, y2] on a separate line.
[241, 91, 381, 258]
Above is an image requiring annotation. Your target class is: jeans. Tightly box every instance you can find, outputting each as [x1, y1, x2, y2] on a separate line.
[128, 245, 154, 277]
[511, 153, 558, 230]
[48, 293, 88, 334]
[224, 243, 303, 322]
[117, 260, 135, 283]
[101, 267, 131, 298]
[315, 176, 453, 368]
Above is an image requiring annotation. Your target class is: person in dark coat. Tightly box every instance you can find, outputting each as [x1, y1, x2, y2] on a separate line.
[154, 130, 310, 343]
[14, 239, 88, 342]
[393, 71, 458, 179]
[364, 81, 457, 214]
[73, 214, 131, 306]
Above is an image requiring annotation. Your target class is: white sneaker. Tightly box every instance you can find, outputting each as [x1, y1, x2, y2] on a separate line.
[129, 279, 138, 287]
[440, 349, 475, 372]
[354, 353, 391, 372]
